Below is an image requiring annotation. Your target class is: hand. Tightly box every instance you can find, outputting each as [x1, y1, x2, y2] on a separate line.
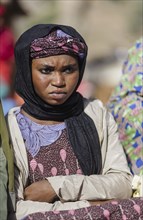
[24, 180, 58, 203]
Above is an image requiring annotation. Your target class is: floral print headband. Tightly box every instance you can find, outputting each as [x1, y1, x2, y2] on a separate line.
[30, 29, 86, 61]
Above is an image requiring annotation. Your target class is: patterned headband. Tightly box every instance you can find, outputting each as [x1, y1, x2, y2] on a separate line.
[30, 29, 86, 60]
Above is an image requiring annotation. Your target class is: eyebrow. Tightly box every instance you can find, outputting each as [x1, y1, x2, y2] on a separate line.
[40, 64, 54, 68]
[40, 63, 78, 68]
[62, 63, 78, 68]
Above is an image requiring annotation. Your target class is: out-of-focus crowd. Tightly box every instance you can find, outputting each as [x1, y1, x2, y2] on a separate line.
[0, 2, 25, 115]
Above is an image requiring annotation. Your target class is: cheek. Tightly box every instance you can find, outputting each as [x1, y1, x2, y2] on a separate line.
[32, 73, 49, 90]
[68, 74, 79, 90]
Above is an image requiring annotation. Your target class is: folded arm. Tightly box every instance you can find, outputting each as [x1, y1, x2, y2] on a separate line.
[47, 112, 132, 202]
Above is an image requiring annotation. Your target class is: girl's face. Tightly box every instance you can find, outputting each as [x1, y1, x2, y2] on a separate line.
[32, 54, 79, 105]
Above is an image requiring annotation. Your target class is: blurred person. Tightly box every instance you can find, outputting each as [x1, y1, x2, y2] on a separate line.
[6, 23, 135, 220]
[0, 131, 8, 220]
[0, 4, 15, 65]
[0, 100, 16, 220]
[1, 98, 18, 220]
[0, 4, 16, 114]
[108, 38, 143, 177]
[0, 2, 26, 114]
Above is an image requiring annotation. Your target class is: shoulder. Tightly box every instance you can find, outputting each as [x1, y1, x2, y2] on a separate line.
[84, 98, 117, 128]
[7, 106, 21, 131]
[83, 98, 109, 120]
[84, 98, 104, 110]
[8, 106, 21, 115]
[83, 99, 114, 142]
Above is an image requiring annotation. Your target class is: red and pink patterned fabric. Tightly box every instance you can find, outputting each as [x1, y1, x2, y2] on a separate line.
[22, 197, 143, 220]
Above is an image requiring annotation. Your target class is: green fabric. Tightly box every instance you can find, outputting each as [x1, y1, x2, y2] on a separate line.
[108, 38, 143, 175]
[0, 100, 14, 192]
[0, 146, 8, 220]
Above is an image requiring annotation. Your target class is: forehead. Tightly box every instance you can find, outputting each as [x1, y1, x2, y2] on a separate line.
[32, 54, 78, 66]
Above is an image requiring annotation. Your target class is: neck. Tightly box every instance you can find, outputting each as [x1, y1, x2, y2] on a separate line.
[20, 109, 64, 125]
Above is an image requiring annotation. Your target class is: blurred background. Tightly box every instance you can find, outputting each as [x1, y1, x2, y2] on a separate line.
[0, 0, 142, 113]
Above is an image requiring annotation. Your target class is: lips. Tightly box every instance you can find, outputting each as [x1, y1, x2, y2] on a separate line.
[49, 91, 67, 100]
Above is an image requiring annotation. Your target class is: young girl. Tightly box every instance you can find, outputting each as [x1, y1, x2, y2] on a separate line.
[7, 24, 133, 220]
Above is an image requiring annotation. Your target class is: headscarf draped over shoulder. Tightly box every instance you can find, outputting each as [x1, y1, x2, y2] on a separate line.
[14, 24, 102, 175]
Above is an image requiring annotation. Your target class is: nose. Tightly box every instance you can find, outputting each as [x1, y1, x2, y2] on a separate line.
[51, 72, 65, 87]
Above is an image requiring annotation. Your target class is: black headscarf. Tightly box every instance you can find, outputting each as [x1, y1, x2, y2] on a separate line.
[14, 24, 102, 175]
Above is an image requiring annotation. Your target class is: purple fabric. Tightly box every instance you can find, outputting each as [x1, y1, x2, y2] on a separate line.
[15, 109, 66, 157]
[22, 197, 143, 220]
[30, 29, 86, 60]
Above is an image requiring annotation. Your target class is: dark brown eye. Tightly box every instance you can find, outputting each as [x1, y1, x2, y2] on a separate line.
[40, 67, 54, 74]
[62, 65, 78, 74]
